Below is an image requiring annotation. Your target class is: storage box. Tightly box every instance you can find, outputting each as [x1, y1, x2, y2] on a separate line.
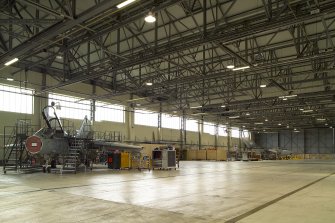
[206, 149, 217, 160]
[216, 149, 227, 161]
[196, 150, 207, 160]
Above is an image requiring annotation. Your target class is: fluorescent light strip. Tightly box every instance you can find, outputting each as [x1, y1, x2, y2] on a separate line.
[117, 0, 136, 9]
[260, 84, 267, 88]
[6, 78, 14, 81]
[229, 116, 240, 119]
[232, 66, 250, 71]
[4, 58, 19, 66]
[255, 122, 263, 125]
[190, 105, 202, 109]
[279, 94, 297, 99]
[302, 109, 313, 113]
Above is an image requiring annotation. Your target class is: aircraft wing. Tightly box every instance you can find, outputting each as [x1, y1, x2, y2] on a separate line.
[93, 140, 143, 153]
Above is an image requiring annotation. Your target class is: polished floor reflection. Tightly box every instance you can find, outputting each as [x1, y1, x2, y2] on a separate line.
[0, 160, 335, 223]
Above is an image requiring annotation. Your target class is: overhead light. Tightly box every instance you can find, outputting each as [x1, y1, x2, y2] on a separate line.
[302, 109, 313, 113]
[278, 123, 282, 126]
[283, 98, 288, 101]
[4, 58, 19, 66]
[246, 112, 250, 116]
[279, 94, 297, 99]
[227, 65, 235, 69]
[330, 126, 333, 129]
[117, 0, 136, 9]
[229, 116, 240, 119]
[232, 66, 250, 71]
[325, 123, 328, 126]
[260, 84, 267, 88]
[263, 129, 266, 132]
[242, 126, 246, 128]
[144, 12, 156, 23]
[294, 130, 300, 133]
[56, 55, 63, 60]
[316, 118, 326, 121]
[255, 122, 263, 125]
[221, 105, 226, 108]
[299, 108, 304, 111]
[6, 77, 14, 81]
[146, 82, 153, 86]
[294, 128, 297, 131]
[190, 105, 202, 109]
[286, 125, 289, 128]
[265, 119, 268, 122]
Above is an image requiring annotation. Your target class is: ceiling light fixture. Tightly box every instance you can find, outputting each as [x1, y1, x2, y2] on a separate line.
[246, 112, 250, 116]
[6, 77, 14, 81]
[255, 122, 264, 125]
[190, 105, 202, 109]
[299, 108, 304, 111]
[4, 58, 19, 66]
[279, 94, 297, 99]
[278, 123, 282, 126]
[221, 105, 226, 108]
[302, 109, 313, 113]
[56, 55, 63, 60]
[227, 65, 235, 69]
[265, 119, 268, 122]
[260, 84, 267, 88]
[117, 0, 136, 9]
[229, 115, 240, 119]
[232, 66, 250, 71]
[144, 11, 156, 23]
[283, 98, 288, 101]
[146, 82, 153, 86]
[316, 118, 326, 121]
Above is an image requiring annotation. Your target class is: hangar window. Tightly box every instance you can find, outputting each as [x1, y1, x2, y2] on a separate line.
[48, 93, 90, 120]
[242, 130, 250, 138]
[161, 113, 180, 129]
[203, 122, 216, 135]
[134, 109, 158, 127]
[186, 119, 198, 132]
[95, 102, 124, 123]
[218, 125, 228, 136]
[232, 128, 240, 138]
[0, 84, 33, 114]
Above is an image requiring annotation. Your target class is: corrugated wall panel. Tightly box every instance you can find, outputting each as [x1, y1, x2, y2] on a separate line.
[319, 129, 333, 154]
[256, 128, 334, 154]
[305, 129, 319, 154]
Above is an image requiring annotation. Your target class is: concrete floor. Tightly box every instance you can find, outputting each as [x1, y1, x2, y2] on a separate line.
[0, 160, 335, 223]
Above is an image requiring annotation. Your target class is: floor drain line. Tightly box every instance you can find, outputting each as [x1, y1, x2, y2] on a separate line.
[225, 172, 335, 223]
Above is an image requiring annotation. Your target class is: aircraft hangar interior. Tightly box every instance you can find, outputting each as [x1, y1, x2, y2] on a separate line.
[0, 0, 335, 222]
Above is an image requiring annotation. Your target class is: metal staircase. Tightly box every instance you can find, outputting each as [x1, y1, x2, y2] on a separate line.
[3, 120, 39, 174]
[62, 138, 84, 173]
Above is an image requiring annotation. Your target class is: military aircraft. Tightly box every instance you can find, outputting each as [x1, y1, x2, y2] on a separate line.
[25, 103, 142, 170]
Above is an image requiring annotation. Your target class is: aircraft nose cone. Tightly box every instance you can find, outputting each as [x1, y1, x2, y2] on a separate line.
[25, 135, 43, 154]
